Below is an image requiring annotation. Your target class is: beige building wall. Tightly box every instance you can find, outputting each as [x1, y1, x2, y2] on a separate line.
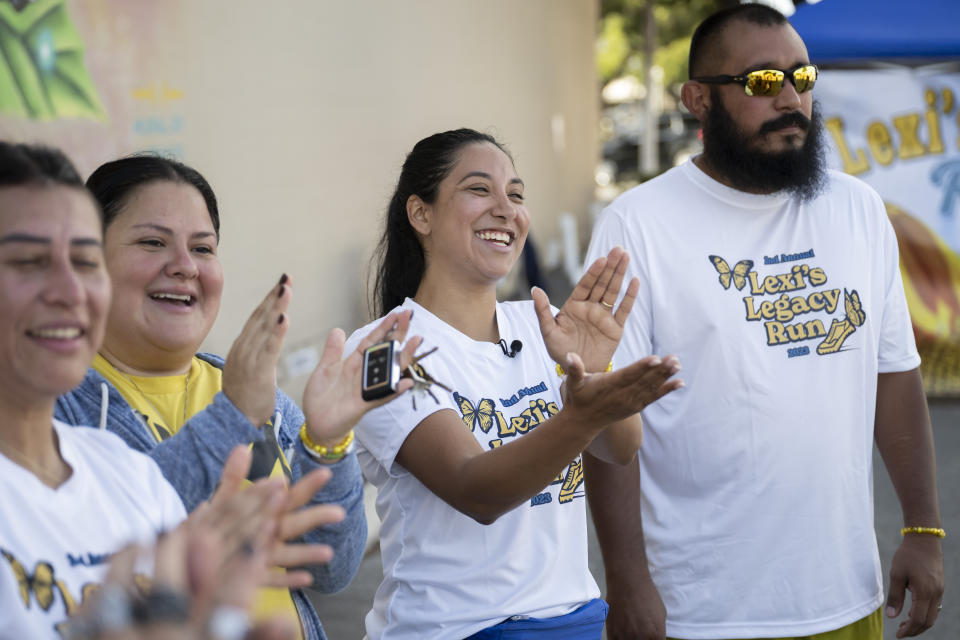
[0, 0, 599, 396]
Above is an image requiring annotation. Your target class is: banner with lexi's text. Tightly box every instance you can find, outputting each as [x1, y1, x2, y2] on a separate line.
[820, 68, 960, 396]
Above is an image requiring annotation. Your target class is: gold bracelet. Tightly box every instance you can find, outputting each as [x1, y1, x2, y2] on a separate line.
[900, 526, 946, 538]
[300, 424, 354, 463]
[555, 361, 613, 377]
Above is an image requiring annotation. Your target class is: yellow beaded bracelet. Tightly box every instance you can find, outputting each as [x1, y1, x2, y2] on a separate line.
[300, 424, 354, 463]
[900, 526, 946, 538]
[555, 361, 613, 377]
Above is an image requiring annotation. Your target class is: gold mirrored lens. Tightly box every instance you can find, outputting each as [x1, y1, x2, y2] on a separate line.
[792, 65, 817, 93]
[744, 69, 784, 97]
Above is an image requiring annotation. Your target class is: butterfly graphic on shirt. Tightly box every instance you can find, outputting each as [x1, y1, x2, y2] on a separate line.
[2, 550, 57, 610]
[454, 392, 497, 434]
[2, 547, 156, 637]
[708, 255, 754, 290]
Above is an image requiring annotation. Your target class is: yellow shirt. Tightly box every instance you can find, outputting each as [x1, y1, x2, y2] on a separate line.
[92, 354, 303, 638]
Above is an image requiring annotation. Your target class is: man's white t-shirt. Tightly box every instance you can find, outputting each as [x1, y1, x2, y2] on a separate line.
[347, 298, 600, 640]
[0, 420, 187, 639]
[585, 160, 919, 638]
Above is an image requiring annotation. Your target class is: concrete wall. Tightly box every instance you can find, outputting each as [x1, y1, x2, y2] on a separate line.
[0, 0, 599, 396]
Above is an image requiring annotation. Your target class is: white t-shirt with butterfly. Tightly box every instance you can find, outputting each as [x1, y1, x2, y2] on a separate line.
[585, 159, 920, 638]
[346, 298, 600, 640]
[0, 420, 186, 639]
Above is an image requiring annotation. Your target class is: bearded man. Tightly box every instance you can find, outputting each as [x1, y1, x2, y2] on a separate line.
[583, 4, 944, 640]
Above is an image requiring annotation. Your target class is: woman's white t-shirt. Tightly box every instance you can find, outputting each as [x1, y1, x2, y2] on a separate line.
[347, 299, 600, 640]
[0, 420, 186, 638]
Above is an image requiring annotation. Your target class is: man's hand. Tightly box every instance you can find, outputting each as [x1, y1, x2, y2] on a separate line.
[605, 574, 667, 640]
[886, 534, 944, 637]
[874, 369, 944, 638]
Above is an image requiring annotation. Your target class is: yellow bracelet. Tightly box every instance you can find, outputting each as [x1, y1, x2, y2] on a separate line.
[300, 424, 354, 463]
[555, 361, 613, 377]
[900, 526, 946, 538]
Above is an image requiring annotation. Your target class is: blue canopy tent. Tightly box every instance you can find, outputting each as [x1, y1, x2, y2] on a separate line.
[789, 0, 960, 64]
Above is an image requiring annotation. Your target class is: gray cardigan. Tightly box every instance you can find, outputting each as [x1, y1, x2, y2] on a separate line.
[54, 353, 366, 640]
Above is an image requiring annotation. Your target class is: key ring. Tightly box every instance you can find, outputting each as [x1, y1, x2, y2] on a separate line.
[401, 346, 451, 409]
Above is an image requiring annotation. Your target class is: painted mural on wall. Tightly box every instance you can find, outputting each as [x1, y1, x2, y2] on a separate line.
[0, 0, 105, 120]
[821, 69, 960, 396]
[0, 0, 188, 176]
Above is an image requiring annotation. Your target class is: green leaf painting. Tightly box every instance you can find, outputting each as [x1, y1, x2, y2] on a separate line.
[0, 0, 106, 120]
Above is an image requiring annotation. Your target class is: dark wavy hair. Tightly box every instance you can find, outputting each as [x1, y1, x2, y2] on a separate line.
[372, 128, 511, 316]
[85, 155, 220, 238]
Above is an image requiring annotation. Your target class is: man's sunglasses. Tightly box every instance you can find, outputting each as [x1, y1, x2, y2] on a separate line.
[692, 64, 818, 97]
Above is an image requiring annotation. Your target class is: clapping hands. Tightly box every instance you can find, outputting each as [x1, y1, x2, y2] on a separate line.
[64, 447, 300, 640]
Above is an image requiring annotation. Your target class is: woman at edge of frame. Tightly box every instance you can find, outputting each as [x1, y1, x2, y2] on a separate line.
[346, 128, 683, 639]
[0, 142, 186, 638]
[54, 154, 422, 640]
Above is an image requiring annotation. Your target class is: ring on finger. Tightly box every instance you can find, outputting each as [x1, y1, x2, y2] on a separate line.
[599, 300, 614, 310]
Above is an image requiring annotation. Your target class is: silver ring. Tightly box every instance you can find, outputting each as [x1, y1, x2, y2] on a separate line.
[600, 300, 614, 310]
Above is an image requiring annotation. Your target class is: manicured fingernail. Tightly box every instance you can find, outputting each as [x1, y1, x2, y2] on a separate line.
[279, 273, 288, 285]
[277, 284, 285, 298]
[278, 313, 284, 325]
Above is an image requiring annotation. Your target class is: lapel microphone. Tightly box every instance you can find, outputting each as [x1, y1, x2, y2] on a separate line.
[498, 339, 523, 358]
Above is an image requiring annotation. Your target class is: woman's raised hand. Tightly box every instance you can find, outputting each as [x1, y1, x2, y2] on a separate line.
[222, 275, 292, 427]
[532, 246, 638, 373]
[560, 351, 683, 428]
[208, 447, 345, 589]
[64, 447, 296, 640]
[301, 310, 422, 447]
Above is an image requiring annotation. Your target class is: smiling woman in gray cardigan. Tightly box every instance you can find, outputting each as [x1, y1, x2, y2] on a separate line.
[54, 154, 419, 640]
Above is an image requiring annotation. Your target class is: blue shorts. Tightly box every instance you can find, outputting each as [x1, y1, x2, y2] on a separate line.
[466, 598, 609, 639]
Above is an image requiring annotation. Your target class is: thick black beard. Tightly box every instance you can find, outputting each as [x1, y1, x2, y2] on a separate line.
[701, 90, 827, 201]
